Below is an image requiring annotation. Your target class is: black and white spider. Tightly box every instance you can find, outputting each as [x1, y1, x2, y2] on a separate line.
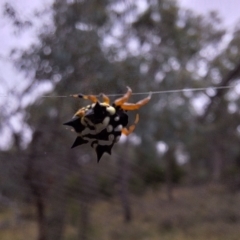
[64, 87, 151, 162]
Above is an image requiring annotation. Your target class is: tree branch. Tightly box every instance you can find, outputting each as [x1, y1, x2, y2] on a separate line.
[199, 59, 240, 122]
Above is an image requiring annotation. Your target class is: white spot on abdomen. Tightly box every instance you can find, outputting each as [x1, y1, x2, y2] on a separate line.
[107, 125, 113, 132]
[98, 139, 113, 146]
[114, 124, 122, 132]
[106, 106, 116, 115]
[109, 134, 114, 141]
[114, 116, 120, 121]
[81, 127, 98, 136]
[115, 136, 121, 142]
[95, 117, 110, 133]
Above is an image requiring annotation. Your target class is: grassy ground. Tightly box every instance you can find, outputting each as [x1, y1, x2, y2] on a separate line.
[91, 184, 240, 240]
[1, 184, 240, 240]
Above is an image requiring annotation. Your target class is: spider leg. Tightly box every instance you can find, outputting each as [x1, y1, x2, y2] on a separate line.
[114, 86, 132, 106]
[122, 114, 139, 136]
[70, 94, 98, 103]
[121, 92, 152, 111]
[100, 93, 110, 104]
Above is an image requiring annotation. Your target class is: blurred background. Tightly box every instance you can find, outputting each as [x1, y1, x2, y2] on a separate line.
[1, 0, 240, 239]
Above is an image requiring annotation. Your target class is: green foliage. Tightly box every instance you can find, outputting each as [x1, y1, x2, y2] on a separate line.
[171, 161, 186, 184]
[129, 176, 147, 196]
[97, 176, 115, 199]
[142, 164, 165, 187]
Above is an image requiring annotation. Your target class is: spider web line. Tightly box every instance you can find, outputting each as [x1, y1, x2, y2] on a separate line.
[0, 84, 238, 98]
[38, 84, 238, 98]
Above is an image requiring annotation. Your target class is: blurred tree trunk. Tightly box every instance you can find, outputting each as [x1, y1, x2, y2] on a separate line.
[200, 59, 240, 122]
[37, 199, 46, 240]
[118, 140, 132, 222]
[78, 200, 90, 240]
[212, 145, 224, 182]
[24, 131, 47, 240]
[165, 147, 175, 202]
[46, 171, 67, 240]
[78, 163, 97, 240]
[25, 169, 47, 240]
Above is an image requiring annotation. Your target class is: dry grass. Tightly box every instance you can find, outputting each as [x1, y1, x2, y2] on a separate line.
[1, 184, 240, 240]
[91, 184, 240, 240]
[0, 222, 37, 240]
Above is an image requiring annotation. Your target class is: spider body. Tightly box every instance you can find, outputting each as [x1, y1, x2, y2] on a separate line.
[64, 87, 151, 162]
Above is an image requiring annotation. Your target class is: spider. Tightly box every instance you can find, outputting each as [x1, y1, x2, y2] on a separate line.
[64, 87, 151, 162]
